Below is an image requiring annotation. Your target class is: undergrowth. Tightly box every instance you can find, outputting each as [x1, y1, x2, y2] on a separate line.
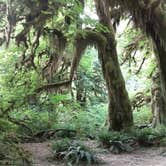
[98, 129, 136, 154]
[0, 118, 32, 166]
[8, 103, 107, 141]
[52, 138, 101, 165]
[98, 126, 166, 154]
[133, 105, 152, 125]
[131, 126, 166, 146]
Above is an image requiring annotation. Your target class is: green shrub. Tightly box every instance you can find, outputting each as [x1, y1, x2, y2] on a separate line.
[98, 129, 112, 148]
[98, 129, 135, 154]
[0, 118, 16, 133]
[0, 140, 32, 166]
[130, 126, 166, 146]
[52, 139, 100, 165]
[12, 109, 59, 136]
[68, 104, 107, 136]
[51, 123, 77, 139]
[52, 138, 72, 158]
[160, 138, 166, 146]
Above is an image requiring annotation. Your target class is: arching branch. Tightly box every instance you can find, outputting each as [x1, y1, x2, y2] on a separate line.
[35, 80, 71, 93]
[35, 29, 107, 93]
[70, 29, 107, 80]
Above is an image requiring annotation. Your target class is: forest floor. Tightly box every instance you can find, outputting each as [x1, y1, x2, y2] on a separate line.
[22, 141, 166, 166]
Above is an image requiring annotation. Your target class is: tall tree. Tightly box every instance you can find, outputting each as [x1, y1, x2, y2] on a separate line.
[108, 0, 166, 125]
[0, 0, 134, 131]
[94, 0, 133, 131]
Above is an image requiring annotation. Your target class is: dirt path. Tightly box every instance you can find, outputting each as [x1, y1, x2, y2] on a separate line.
[22, 142, 166, 166]
[22, 142, 59, 166]
[100, 147, 166, 166]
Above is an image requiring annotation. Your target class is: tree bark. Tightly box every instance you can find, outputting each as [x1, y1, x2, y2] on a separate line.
[151, 72, 166, 127]
[94, 0, 133, 131]
[146, 9, 166, 126]
[111, 0, 166, 125]
[107, 0, 166, 125]
[76, 73, 87, 107]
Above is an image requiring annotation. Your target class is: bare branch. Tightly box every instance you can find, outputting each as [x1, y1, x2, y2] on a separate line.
[135, 57, 146, 75]
[35, 80, 71, 93]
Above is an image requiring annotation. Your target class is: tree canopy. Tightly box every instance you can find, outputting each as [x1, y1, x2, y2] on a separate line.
[1, 0, 166, 165]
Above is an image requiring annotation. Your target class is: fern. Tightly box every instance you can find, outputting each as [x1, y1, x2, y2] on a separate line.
[52, 140, 100, 165]
[98, 130, 136, 154]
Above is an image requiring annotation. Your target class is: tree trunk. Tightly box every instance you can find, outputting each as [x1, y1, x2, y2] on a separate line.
[95, 0, 133, 131]
[112, 0, 166, 125]
[148, 9, 166, 125]
[152, 42, 166, 125]
[151, 73, 165, 127]
[76, 73, 87, 107]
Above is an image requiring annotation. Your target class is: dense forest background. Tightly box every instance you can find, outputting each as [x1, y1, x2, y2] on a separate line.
[0, 0, 166, 165]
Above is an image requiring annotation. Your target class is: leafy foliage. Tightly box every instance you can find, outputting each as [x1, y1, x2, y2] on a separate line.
[0, 142, 32, 166]
[131, 126, 166, 147]
[98, 126, 166, 153]
[98, 129, 136, 154]
[133, 106, 152, 125]
[52, 139, 100, 165]
[0, 1, 165, 165]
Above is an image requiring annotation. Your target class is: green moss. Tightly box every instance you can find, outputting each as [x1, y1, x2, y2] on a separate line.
[76, 29, 107, 49]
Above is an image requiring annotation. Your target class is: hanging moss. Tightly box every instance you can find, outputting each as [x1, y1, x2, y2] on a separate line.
[75, 29, 107, 49]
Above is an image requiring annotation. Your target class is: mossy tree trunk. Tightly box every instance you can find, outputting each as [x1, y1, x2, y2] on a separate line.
[94, 0, 133, 131]
[112, 0, 166, 125]
[144, 6, 166, 126]
[76, 73, 87, 107]
[152, 40, 166, 126]
[151, 73, 166, 127]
